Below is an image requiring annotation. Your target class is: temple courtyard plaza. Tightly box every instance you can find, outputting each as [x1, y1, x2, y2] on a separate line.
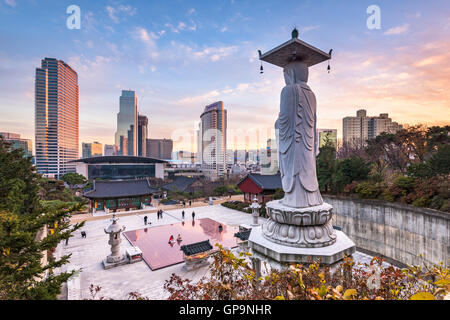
[56, 204, 389, 300]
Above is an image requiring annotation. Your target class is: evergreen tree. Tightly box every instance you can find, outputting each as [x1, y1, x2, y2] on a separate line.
[316, 142, 337, 193]
[0, 138, 84, 299]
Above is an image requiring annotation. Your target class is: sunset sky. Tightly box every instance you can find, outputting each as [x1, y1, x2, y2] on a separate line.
[0, 0, 449, 152]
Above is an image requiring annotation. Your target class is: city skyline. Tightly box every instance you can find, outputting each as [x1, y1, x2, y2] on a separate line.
[1, 0, 449, 152]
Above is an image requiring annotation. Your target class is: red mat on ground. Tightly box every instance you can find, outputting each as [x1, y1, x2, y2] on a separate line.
[123, 218, 239, 270]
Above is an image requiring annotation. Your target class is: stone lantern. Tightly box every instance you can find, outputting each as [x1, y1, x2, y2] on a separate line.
[102, 213, 128, 269]
[250, 196, 261, 226]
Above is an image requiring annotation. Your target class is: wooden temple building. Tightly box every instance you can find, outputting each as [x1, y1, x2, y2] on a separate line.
[237, 173, 282, 204]
[83, 179, 160, 212]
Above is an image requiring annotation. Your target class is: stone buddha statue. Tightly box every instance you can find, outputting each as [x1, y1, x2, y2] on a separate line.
[276, 60, 323, 208]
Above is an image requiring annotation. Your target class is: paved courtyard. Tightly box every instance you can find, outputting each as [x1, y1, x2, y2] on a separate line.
[56, 204, 388, 300]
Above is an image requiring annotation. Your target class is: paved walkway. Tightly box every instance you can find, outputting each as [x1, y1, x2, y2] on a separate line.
[57, 203, 262, 300]
[57, 201, 388, 300]
[69, 195, 244, 224]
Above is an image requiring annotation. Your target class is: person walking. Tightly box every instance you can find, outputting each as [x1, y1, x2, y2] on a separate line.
[182, 210, 185, 219]
[192, 211, 195, 220]
[160, 210, 163, 219]
[144, 215, 148, 225]
[189, 200, 192, 206]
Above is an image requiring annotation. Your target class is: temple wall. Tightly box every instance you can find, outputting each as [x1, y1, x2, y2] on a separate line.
[323, 195, 449, 267]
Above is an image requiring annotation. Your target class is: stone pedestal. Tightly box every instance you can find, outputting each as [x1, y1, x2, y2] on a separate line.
[249, 226, 355, 265]
[248, 200, 356, 266]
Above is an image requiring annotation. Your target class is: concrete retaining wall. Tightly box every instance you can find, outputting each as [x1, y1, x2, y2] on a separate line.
[323, 195, 449, 267]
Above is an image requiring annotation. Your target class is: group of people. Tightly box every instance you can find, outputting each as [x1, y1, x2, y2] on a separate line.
[169, 233, 183, 245]
[182, 200, 192, 207]
[181, 210, 195, 220]
[157, 209, 164, 219]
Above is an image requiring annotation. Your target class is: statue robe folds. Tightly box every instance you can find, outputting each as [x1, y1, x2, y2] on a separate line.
[277, 79, 323, 208]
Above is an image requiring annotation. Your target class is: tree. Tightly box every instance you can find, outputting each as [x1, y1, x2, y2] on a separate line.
[317, 144, 336, 193]
[333, 156, 371, 193]
[428, 144, 450, 176]
[60, 172, 87, 188]
[0, 138, 84, 299]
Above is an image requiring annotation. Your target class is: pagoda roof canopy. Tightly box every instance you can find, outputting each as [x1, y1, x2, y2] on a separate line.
[83, 179, 159, 199]
[260, 37, 331, 68]
[180, 240, 213, 256]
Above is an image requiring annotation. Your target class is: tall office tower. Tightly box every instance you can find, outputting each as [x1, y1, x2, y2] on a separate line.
[104, 144, 116, 156]
[115, 90, 138, 156]
[138, 115, 148, 157]
[146, 138, 173, 160]
[343, 109, 402, 147]
[35, 58, 79, 178]
[316, 129, 338, 154]
[200, 101, 227, 181]
[0, 132, 33, 158]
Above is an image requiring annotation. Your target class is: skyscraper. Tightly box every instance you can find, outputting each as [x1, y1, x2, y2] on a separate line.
[115, 90, 138, 156]
[35, 58, 79, 178]
[138, 115, 148, 157]
[200, 101, 227, 181]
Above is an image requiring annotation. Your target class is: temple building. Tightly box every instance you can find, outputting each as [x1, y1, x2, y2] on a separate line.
[237, 173, 282, 204]
[83, 179, 159, 212]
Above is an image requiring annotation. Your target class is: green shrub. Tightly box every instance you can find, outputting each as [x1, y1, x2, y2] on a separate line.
[393, 176, 416, 192]
[355, 182, 385, 199]
[412, 196, 430, 208]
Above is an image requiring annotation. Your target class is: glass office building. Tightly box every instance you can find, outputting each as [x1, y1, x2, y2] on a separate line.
[35, 58, 79, 178]
[0, 132, 33, 158]
[115, 90, 138, 156]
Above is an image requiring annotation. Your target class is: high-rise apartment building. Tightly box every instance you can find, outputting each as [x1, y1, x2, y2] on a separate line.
[115, 90, 138, 156]
[200, 101, 227, 181]
[138, 115, 148, 157]
[146, 138, 173, 160]
[343, 109, 402, 147]
[82, 141, 102, 158]
[35, 58, 79, 178]
[0, 132, 33, 158]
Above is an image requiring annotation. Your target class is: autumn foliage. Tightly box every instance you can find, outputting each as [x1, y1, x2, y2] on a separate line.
[163, 245, 449, 300]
